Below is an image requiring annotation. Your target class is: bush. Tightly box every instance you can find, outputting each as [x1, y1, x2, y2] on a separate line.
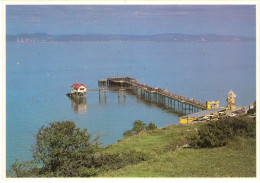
[123, 120, 147, 138]
[9, 121, 151, 177]
[78, 151, 149, 173]
[146, 122, 158, 130]
[132, 120, 147, 134]
[122, 120, 158, 138]
[9, 121, 100, 177]
[187, 117, 256, 148]
[8, 160, 41, 177]
[123, 130, 134, 138]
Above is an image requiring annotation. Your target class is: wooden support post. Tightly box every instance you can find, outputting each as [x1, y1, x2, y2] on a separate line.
[118, 89, 126, 99]
[163, 96, 165, 104]
[99, 89, 107, 104]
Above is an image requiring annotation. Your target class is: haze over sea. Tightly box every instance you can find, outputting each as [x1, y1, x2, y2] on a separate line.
[6, 40, 255, 169]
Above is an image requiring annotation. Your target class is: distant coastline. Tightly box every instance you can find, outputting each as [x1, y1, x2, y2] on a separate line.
[6, 33, 255, 43]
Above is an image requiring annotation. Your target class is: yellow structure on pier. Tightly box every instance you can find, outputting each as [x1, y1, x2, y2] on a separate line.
[180, 90, 238, 124]
[227, 90, 236, 111]
[180, 116, 196, 124]
[206, 101, 219, 109]
[180, 107, 226, 124]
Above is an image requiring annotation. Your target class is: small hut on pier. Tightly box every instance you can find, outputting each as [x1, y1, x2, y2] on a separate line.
[66, 83, 87, 99]
[70, 83, 87, 93]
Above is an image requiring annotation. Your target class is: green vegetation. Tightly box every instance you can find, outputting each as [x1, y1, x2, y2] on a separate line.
[187, 117, 256, 148]
[9, 121, 148, 177]
[146, 122, 158, 131]
[9, 116, 256, 177]
[10, 121, 100, 177]
[123, 120, 157, 138]
[101, 116, 256, 177]
[100, 137, 255, 177]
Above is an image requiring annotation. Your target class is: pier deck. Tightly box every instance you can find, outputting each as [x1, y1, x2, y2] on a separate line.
[105, 77, 206, 110]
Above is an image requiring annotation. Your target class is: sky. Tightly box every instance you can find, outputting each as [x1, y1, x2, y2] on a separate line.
[6, 5, 256, 37]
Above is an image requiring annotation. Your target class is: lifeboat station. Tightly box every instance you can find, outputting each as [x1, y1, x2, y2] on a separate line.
[66, 83, 87, 99]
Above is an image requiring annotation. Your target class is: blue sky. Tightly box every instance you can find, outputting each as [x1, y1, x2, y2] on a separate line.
[6, 5, 256, 37]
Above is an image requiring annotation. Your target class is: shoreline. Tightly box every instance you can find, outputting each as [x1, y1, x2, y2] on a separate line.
[6, 40, 256, 44]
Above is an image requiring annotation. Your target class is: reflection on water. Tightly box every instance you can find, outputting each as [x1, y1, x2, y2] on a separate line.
[99, 97, 107, 105]
[126, 90, 185, 117]
[67, 88, 196, 116]
[69, 97, 87, 114]
[98, 89, 107, 105]
[118, 96, 126, 105]
[107, 90, 126, 105]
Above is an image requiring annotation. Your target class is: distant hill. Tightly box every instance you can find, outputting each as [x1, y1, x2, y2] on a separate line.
[6, 33, 255, 43]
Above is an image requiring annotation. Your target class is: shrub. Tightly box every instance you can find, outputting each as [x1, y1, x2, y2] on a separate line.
[81, 151, 149, 172]
[8, 160, 41, 177]
[122, 120, 148, 138]
[132, 120, 147, 134]
[146, 122, 158, 130]
[187, 117, 256, 148]
[9, 121, 151, 177]
[9, 121, 99, 177]
[123, 130, 134, 138]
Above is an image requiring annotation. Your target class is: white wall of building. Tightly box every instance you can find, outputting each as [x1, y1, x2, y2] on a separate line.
[71, 86, 87, 93]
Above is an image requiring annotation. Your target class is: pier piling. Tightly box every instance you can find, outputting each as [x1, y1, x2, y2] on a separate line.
[93, 77, 207, 114]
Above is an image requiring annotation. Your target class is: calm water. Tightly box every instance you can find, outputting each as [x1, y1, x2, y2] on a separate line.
[6, 41, 256, 169]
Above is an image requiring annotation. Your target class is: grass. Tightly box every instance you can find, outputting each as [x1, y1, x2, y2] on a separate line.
[103, 123, 203, 155]
[99, 117, 256, 177]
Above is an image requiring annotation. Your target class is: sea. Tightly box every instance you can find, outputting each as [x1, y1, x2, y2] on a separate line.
[6, 41, 256, 170]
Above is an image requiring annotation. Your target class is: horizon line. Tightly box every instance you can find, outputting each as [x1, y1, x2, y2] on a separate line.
[6, 32, 256, 38]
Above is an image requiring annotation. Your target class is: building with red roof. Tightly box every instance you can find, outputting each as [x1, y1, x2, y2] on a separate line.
[70, 83, 87, 94]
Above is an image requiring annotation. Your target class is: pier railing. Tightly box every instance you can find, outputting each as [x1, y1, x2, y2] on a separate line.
[104, 77, 206, 110]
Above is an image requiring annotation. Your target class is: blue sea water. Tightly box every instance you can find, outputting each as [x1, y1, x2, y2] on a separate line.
[6, 41, 256, 169]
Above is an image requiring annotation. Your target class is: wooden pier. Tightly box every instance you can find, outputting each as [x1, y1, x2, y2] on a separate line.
[66, 77, 206, 115]
[102, 77, 206, 114]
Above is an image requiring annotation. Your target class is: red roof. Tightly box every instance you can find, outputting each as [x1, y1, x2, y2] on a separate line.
[70, 83, 86, 89]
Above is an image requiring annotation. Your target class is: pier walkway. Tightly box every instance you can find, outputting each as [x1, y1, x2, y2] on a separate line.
[94, 77, 206, 114]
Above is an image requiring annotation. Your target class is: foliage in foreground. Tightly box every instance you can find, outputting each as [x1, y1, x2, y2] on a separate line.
[9, 121, 148, 177]
[9, 116, 256, 177]
[123, 120, 157, 138]
[100, 137, 256, 177]
[187, 117, 256, 148]
[100, 116, 256, 177]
